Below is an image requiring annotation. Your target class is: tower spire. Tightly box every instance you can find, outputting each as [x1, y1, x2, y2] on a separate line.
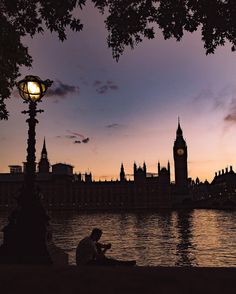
[41, 137, 47, 156]
[38, 137, 50, 173]
[176, 117, 183, 137]
[120, 162, 126, 182]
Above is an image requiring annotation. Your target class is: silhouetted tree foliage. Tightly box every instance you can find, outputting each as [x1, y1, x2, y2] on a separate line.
[1, 0, 236, 119]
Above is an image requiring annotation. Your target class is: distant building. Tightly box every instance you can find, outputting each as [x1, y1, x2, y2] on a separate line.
[8, 165, 22, 174]
[0, 122, 191, 210]
[191, 165, 236, 208]
[52, 163, 73, 176]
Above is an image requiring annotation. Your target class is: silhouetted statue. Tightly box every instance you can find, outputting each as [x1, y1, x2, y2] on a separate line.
[76, 228, 136, 266]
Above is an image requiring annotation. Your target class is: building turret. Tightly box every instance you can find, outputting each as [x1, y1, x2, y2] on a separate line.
[38, 138, 50, 173]
[133, 162, 146, 183]
[143, 162, 147, 177]
[77, 173, 82, 182]
[85, 172, 92, 183]
[133, 162, 137, 178]
[167, 161, 171, 183]
[158, 162, 171, 184]
[120, 163, 126, 182]
[167, 161, 170, 174]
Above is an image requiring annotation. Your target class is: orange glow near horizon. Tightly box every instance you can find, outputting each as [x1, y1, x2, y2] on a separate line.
[1, 97, 236, 184]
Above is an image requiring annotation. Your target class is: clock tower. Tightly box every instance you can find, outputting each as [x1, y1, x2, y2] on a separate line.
[173, 119, 188, 194]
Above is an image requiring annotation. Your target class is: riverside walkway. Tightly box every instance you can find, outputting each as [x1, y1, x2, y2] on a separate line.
[0, 266, 235, 293]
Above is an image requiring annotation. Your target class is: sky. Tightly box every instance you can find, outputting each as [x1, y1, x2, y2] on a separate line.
[1, 4, 236, 182]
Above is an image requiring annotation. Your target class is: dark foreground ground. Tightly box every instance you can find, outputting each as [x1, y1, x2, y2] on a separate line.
[0, 266, 236, 294]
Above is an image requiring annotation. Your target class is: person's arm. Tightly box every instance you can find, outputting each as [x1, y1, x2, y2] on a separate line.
[97, 242, 111, 254]
[91, 241, 104, 260]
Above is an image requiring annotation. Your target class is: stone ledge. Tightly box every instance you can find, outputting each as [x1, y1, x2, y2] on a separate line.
[0, 266, 236, 294]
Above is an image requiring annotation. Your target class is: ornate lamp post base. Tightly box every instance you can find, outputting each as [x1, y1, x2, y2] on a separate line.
[0, 198, 52, 264]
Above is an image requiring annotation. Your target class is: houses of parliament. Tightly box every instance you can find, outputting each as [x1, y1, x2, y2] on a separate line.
[1, 122, 236, 210]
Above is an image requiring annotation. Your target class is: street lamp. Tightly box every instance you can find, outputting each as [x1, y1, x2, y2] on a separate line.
[17, 76, 53, 201]
[0, 75, 53, 264]
[17, 75, 52, 102]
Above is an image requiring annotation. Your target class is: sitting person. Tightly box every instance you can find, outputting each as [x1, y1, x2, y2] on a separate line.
[76, 228, 136, 266]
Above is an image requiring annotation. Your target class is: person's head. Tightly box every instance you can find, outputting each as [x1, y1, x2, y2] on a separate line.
[90, 228, 102, 241]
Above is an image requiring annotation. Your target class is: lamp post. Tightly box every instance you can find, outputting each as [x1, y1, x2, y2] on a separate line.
[0, 75, 53, 264]
[18, 76, 53, 203]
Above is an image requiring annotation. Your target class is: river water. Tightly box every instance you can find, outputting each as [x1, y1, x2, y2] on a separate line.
[1, 209, 236, 266]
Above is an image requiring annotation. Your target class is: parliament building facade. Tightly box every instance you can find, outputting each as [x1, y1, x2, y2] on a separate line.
[0, 122, 190, 210]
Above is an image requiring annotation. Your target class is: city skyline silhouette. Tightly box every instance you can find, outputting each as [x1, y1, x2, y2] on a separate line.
[1, 4, 236, 183]
[2, 3, 236, 291]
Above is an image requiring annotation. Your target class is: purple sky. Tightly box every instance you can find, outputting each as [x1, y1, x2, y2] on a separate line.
[1, 4, 236, 182]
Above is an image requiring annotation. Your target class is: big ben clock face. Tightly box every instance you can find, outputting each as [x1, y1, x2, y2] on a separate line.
[177, 148, 184, 156]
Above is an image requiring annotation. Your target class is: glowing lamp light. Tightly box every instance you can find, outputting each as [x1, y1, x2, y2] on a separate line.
[17, 75, 53, 102]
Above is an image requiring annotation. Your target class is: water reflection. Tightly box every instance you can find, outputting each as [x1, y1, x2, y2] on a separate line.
[156, 212, 176, 265]
[175, 210, 197, 266]
[1, 209, 236, 266]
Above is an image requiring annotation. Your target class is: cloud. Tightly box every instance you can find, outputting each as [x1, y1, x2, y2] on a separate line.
[94, 80, 102, 86]
[192, 88, 226, 110]
[219, 86, 236, 125]
[109, 85, 118, 90]
[193, 85, 236, 125]
[82, 138, 89, 143]
[224, 99, 236, 123]
[213, 85, 236, 110]
[65, 135, 77, 139]
[193, 84, 236, 107]
[57, 134, 75, 139]
[97, 85, 109, 94]
[67, 130, 90, 144]
[67, 130, 86, 139]
[47, 80, 80, 97]
[192, 88, 214, 103]
[56, 131, 90, 144]
[106, 123, 122, 129]
[93, 80, 118, 94]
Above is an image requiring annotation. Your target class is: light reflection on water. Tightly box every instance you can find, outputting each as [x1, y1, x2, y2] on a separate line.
[1, 209, 236, 266]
